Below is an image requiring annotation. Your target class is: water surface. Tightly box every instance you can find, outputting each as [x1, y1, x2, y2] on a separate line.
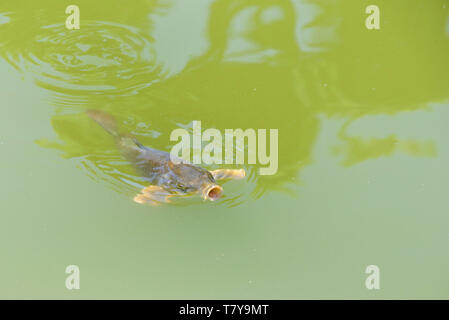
[0, 0, 448, 298]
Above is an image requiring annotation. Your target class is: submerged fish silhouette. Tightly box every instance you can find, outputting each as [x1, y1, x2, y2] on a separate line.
[87, 110, 245, 205]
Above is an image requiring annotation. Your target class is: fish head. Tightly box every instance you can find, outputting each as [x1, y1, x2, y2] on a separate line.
[169, 162, 223, 201]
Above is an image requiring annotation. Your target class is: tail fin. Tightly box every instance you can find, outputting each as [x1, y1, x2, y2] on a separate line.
[86, 109, 119, 137]
[87, 109, 145, 151]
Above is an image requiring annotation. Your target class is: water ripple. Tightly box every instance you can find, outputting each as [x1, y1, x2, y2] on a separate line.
[5, 20, 161, 98]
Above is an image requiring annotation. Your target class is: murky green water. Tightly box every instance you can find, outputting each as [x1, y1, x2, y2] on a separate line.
[0, 0, 448, 299]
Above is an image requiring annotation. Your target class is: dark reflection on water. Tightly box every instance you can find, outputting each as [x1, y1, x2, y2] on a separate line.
[1, 0, 448, 206]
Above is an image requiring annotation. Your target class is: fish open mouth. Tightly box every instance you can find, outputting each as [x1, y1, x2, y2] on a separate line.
[204, 184, 223, 201]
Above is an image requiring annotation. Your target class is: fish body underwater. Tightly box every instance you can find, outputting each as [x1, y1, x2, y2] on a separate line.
[87, 110, 245, 205]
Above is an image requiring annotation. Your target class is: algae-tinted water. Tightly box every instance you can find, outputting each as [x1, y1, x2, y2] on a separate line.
[0, 0, 448, 298]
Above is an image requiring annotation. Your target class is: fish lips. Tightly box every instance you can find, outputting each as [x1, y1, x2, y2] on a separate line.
[203, 184, 223, 201]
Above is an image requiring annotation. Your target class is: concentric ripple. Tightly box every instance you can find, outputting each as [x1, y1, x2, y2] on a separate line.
[7, 20, 161, 97]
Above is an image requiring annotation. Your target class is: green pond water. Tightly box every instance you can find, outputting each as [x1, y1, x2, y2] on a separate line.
[0, 0, 448, 299]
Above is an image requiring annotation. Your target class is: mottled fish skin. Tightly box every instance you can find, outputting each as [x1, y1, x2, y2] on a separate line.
[87, 110, 217, 197]
[130, 143, 217, 194]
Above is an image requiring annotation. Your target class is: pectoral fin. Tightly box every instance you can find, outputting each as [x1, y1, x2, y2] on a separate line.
[133, 185, 173, 206]
[210, 169, 246, 180]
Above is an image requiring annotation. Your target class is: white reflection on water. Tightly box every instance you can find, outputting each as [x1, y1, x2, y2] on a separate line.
[0, 12, 10, 25]
[293, 0, 340, 52]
